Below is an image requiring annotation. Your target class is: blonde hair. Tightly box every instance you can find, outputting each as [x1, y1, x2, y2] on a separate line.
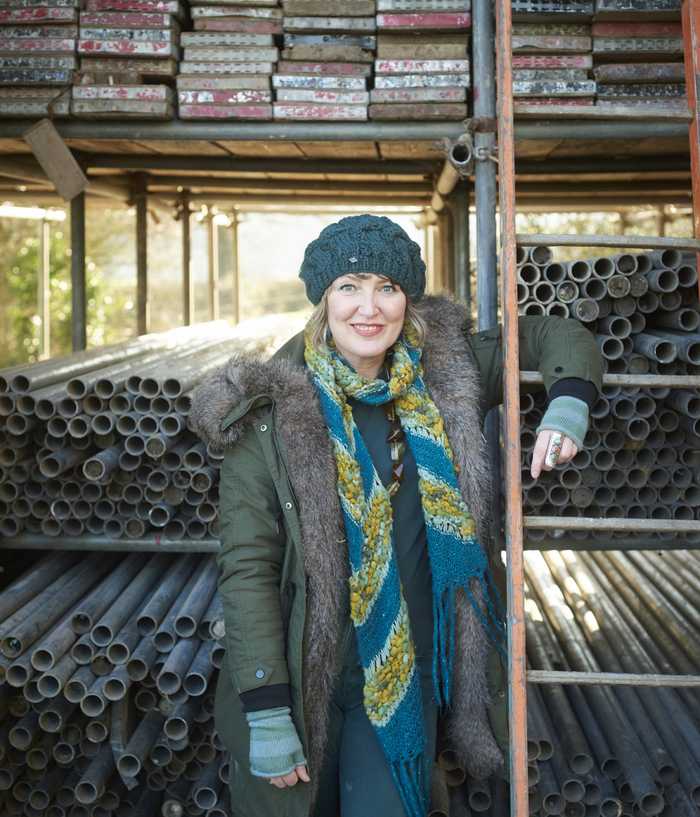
[306, 286, 427, 352]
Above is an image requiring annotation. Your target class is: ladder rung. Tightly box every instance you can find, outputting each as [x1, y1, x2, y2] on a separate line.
[527, 670, 700, 688]
[520, 372, 700, 389]
[524, 516, 700, 533]
[516, 233, 700, 252]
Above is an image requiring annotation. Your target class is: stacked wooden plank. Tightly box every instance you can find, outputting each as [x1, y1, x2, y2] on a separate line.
[509, 2, 596, 116]
[592, 20, 686, 112]
[369, 0, 470, 121]
[273, 0, 374, 121]
[0, 0, 79, 117]
[177, 0, 280, 120]
[594, 0, 681, 19]
[74, 0, 181, 119]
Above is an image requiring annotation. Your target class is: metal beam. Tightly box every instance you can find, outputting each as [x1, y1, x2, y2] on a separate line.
[159, 192, 429, 206]
[146, 175, 431, 195]
[207, 213, 219, 322]
[0, 156, 129, 201]
[133, 173, 149, 336]
[38, 218, 50, 360]
[181, 191, 192, 326]
[70, 192, 86, 352]
[451, 183, 470, 306]
[230, 210, 240, 325]
[682, 0, 700, 299]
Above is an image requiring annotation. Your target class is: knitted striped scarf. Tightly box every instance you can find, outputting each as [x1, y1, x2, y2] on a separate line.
[305, 324, 505, 817]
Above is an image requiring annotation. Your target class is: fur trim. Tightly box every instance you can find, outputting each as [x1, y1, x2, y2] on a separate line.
[189, 295, 504, 795]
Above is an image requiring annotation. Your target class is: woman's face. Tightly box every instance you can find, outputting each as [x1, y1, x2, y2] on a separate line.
[326, 272, 407, 378]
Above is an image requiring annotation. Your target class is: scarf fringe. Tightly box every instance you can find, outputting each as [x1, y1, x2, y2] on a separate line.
[391, 756, 427, 817]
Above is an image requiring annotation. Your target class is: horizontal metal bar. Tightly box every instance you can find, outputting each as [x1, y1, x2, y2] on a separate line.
[521, 371, 700, 388]
[516, 233, 700, 251]
[514, 121, 689, 141]
[527, 670, 700, 687]
[524, 537, 700, 551]
[525, 516, 700, 533]
[0, 536, 220, 553]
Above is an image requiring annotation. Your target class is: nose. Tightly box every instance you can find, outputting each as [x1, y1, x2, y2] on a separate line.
[356, 290, 380, 317]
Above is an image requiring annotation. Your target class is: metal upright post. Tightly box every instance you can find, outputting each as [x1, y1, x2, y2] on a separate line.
[70, 192, 86, 352]
[133, 173, 149, 335]
[207, 212, 220, 321]
[38, 217, 50, 359]
[682, 0, 700, 294]
[452, 182, 471, 308]
[230, 210, 240, 324]
[181, 191, 193, 326]
[473, 0, 504, 552]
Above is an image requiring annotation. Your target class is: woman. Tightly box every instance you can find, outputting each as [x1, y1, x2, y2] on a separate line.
[191, 215, 602, 817]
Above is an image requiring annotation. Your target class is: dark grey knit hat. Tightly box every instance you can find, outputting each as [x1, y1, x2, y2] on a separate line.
[299, 214, 426, 304]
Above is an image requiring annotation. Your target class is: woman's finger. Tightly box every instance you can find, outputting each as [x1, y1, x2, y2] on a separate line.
[282, 771, 299, 787]
[269, 777, 286, 789]
[296, 765, 311, 783]
[558, 438, 577, 463]
[531, 430, 556, 479]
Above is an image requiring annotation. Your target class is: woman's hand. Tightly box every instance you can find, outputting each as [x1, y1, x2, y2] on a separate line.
[530, 429, 578, 479]
[268, 765, 311, 789]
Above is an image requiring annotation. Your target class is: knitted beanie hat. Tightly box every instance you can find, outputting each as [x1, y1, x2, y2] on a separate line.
[299, 214, 426, 304]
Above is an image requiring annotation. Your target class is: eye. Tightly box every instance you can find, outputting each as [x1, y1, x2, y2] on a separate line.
[381, 283, 397, 293]
[338, 282, 356, 292]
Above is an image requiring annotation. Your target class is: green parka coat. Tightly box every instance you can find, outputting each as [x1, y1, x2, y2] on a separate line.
[189, 296, 603, 817]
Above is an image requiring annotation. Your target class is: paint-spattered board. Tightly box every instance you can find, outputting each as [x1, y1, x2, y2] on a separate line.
[282, 17, 376, 33]
[593, 61, 685, 82]
[79, 11, 177, 28]
[375, 58, 469, 74]
[376, 41, 468, 59]
[193, 18, 282, 33]
[0, 38, 76, 53]
[78, 39, 180, 57]
[369, 101, 466, 118]
[193, 0, 278, 4]
[0, 95, 70, 115]
[594, 0, 681, 19]
[183, 46, 279, 61]
[376, 12, 470, 28]
[511, 0, 593, 19]
[513, 68, 590, 81]
[79, 29, 179, 43]
[282, 0, 376, 15]
[513, 22, 590, 35]
[73, 83, 172, 100]
[512, 53, 592, 67]
[178, 60, 274, 73]
[0, 6, 77, 23]
[181, 31, 273, 45]
[275, 60, 370, 76]
[71, 97, 174, 117]
[190, 5, 282, 18]
[514, 96, 594, 107]
[0, 0, 77, 6]
[176, 74, 270, 89]
[370, 85, 465, 101]
[273, 102, 367, 119]
[275, 88, 369, 103]
[0, 24, 78, 37]
[597, 82, 685, 98]
[595, 99, 689, 114]
[514, 102, 688, 120]
[272, 74, 366, 89]
[179, 103, 272, 119]
[591, 21, 681, 36]
[373, 72, 468, 88]
[284, 33, 376, 49]
[0, 55, 77, 69]
[0, 67, 72, 83]
[512, 34, 592, 52]
[84, 0, 184, 13]
[79, 55, 177, 74]
[377, 0, 469, 9]
[513, 79, 596, 96]
[280, 45, 374, 62]
[592, 36, 682, 57]
[178, 88, 272, 103]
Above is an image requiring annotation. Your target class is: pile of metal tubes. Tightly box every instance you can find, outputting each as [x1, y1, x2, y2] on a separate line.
[0, 551, 229, 817]
[518, 247, 700, 537]
[0, 317, 301, 542]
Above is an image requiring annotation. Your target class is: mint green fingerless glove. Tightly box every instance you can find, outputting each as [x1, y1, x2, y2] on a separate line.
[535, 395, 589, 450]
[245, 706, 306, 779]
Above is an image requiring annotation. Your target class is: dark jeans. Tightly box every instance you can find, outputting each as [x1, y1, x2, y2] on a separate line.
[312, 636, 438, 817]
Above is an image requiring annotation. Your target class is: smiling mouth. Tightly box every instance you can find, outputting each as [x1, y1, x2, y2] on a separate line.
[351, 324, 384, 336]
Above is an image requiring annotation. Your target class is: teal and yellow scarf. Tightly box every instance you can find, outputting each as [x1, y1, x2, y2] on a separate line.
[305, 323, 504, 817]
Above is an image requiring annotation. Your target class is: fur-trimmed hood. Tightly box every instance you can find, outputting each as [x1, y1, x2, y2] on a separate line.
[190, 295, 504, 792]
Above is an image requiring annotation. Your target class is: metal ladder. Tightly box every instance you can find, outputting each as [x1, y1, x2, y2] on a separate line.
[493, 1, 700, 813]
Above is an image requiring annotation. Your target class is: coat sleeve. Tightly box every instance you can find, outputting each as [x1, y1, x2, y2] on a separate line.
[218, 425, 292, 710]
[466, 315, 604, 417]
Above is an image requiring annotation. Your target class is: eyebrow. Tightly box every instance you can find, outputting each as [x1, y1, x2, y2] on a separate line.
[343, 273, 392, 282]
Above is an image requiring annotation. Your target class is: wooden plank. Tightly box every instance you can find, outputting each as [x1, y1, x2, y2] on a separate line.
[65, 137, 157, 152]
[512, 34, 592, 51]
[374, 72, 468, 87]
[193, 17, 281, 32]
[377, 0, 468, 9]
[280, 45, 374, 62]
[597, 81, 685, 98]
[84, 0, 183, 12]
[512, 53, 592, 67]
[593, 61, 685, 82]
[178, 60, 273, 73]
[0, 40, 76, 53]
[0, 67, 71, 83]
[273, 102, 367, 119]
[276, 88, 369, 103]
[0, 6, 77, 23]
[79, 55, 177, 74]
[376, 11, 470, 28]
[591, 21, 681, 35]
[378, 139, 442, 158]
[0, 0, 77, 7]
[594, 0, 681, 20]
[283, 17, 376, 32]
[73, 83, 172, 100]
[511, 0, 593, 19]
[215, 139, 305, 156]
[298, 140, 379, 158]
[71, 97, 173, 116]
[178, 102, 272, 118]
[79, 28, 178, 42]
[0, 24, 78, 37]
[176, 74, 269, 88]
[0, 138, 32, 152]
[376, 41, 467, 58]
[514, 98, 594, 112]
[369, 101, 466, 118]
[132, 139, 228, 154]
[514, 101, 688, 118]
[513, 22, 590, 34]
[513, 68, 589, 80]
[24, 118, 87, 199]
[375, 58, 469, 73]
[79, 11, 176, 27]
[282, 0, 375, 14]
[0, 96, 70, 115]
[370, 84, 465, 101]
[190, 4, 282, 17]
[180, 30, 273, 44]
[277, 60, 371, 75]
[183, 46, 278, 60]
[272, 73, 366, 88]
[178, 88, 271, 103]
[592, 35, 682, 56]
[513, 79, 596, 95]
[78, 39, 179, 56]
[284, 32, 376, 48]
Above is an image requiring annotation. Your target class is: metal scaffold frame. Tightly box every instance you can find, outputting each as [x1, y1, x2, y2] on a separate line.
[494, 0, 700, 813]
